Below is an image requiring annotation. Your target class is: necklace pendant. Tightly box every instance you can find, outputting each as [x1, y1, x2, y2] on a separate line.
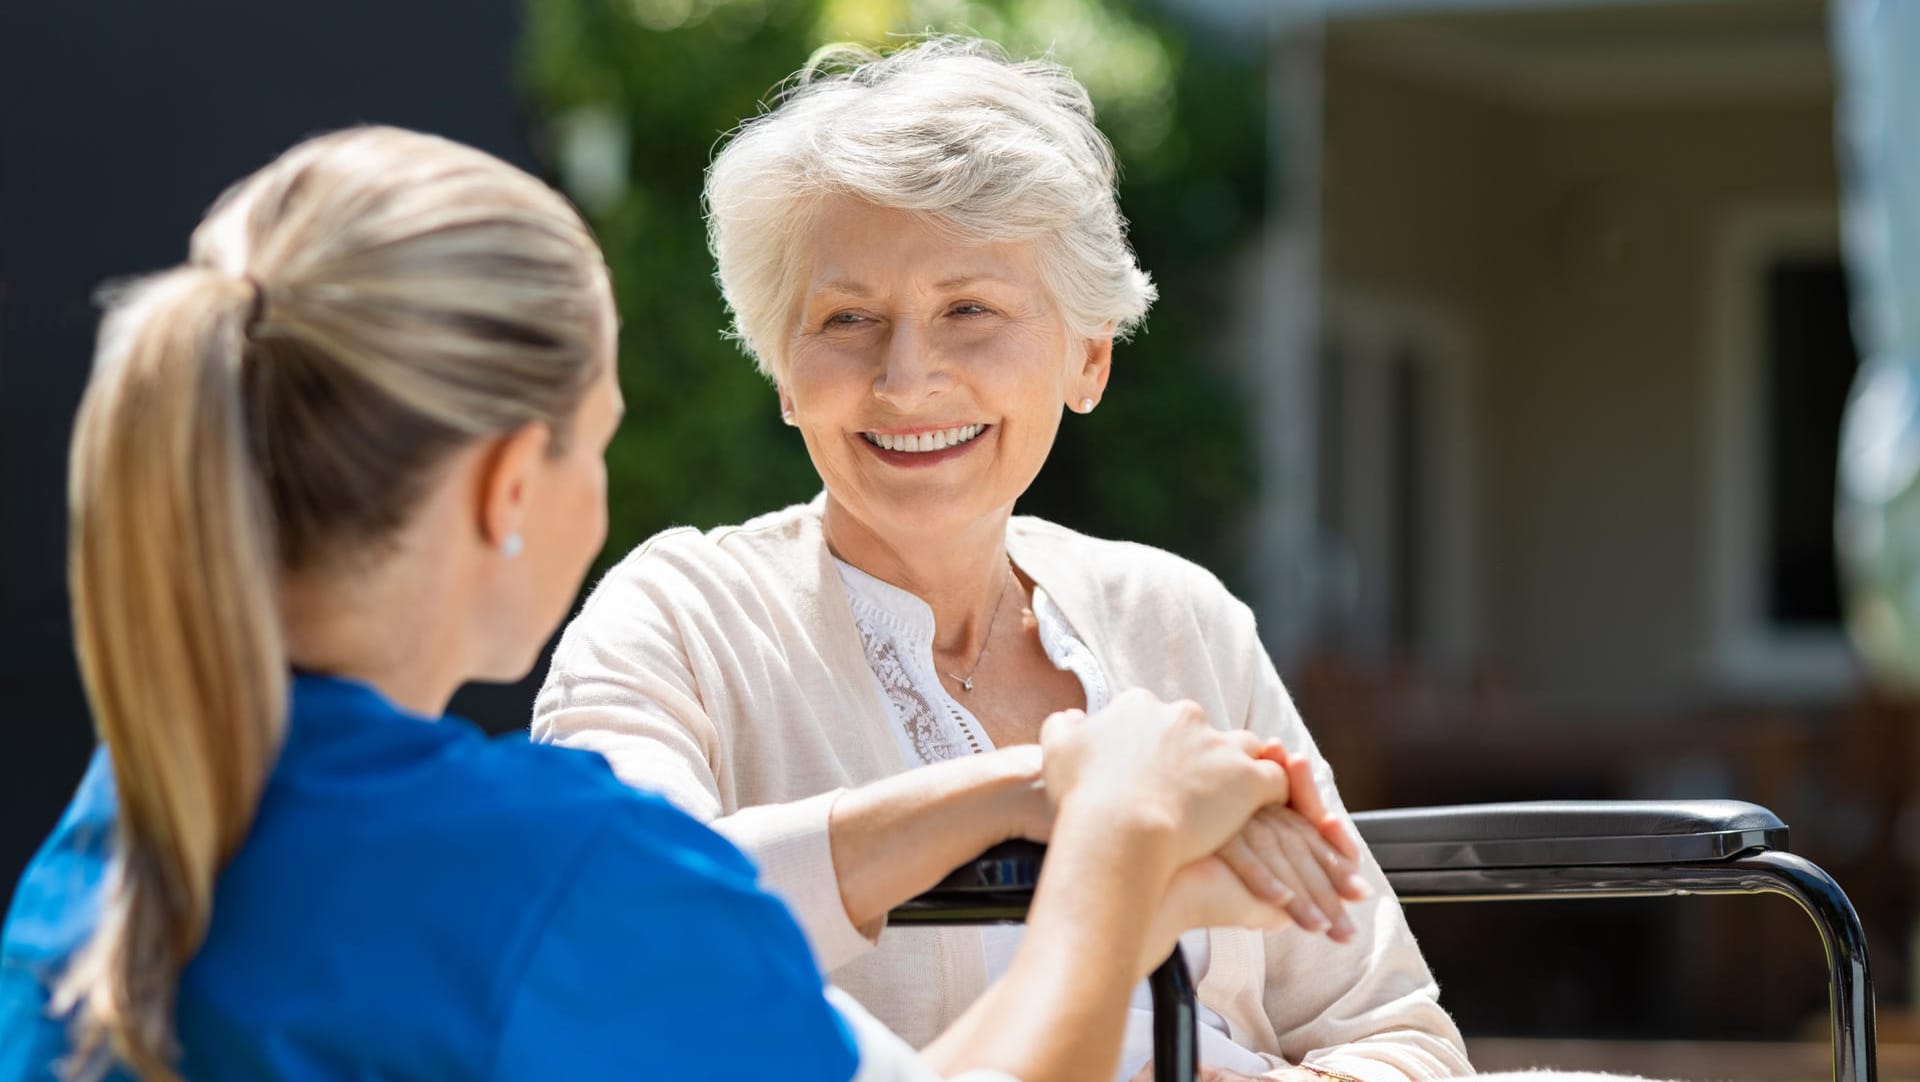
[959, 677, 974, 692]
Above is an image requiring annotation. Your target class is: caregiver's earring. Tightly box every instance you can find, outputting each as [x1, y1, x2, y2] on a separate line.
[1079, 397, 1095, 413]
[501, 532, 524, 559]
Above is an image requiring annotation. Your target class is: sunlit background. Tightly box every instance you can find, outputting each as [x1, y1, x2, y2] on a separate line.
[3, 0, 1914, 1076]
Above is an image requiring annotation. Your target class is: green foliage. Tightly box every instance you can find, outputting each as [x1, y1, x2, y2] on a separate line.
[521, 0, 1262, 583]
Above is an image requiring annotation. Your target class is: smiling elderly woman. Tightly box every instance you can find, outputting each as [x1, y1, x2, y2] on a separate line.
[533, 38, 1471, 1082]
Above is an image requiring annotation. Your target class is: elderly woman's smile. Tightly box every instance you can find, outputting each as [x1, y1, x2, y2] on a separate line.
[859, 422, 989, 460]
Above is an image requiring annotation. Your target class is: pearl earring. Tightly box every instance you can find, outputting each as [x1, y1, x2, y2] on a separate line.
[501, 532, 524, 559]
[1079, 397, 1095, 413]
[781, 409, 796, 425]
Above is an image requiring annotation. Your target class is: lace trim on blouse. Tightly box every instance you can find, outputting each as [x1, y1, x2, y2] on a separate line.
[832, 558, 1103, 767]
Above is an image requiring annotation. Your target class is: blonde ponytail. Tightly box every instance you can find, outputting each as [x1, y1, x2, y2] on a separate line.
[56, 268, 287, 1082]
[50, 126, 610, 1081]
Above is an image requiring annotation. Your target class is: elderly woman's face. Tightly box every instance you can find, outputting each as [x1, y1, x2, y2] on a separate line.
[783, 198, 1109, 548]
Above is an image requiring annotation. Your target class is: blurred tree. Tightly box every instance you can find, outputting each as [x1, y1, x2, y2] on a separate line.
[522, 0, 1263, 586]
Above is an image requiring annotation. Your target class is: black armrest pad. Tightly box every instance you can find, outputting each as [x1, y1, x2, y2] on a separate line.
[890, 840, 1046, 925]
[930, 839, 1047, 890]
[1351, 799, 1787, 870]
[896, 800, 1789, 919]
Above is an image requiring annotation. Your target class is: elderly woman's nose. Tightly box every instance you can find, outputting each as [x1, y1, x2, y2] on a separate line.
[872, 326, 949, 405]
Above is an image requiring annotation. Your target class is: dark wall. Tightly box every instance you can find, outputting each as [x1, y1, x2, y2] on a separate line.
[0, 0, 545, 888]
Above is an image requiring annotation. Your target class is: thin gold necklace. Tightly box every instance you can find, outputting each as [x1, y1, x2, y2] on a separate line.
[945, 562, 1015, 693]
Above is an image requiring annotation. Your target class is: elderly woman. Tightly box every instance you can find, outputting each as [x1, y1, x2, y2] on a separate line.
[534, 38, 1471, 1082]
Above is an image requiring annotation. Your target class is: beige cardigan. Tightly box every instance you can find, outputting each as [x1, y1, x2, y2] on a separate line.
[533, 500, 1471, 1082]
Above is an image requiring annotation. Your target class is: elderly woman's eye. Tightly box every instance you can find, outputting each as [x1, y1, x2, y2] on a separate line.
[825, 311, 868, 327]
[949, 303, 991, 317]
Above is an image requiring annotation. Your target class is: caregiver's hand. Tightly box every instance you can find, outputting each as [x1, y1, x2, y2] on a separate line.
[1039, 689, 1293, 866]
[1020, 701, 1369, 943]
[1138, 855, 1291, 977]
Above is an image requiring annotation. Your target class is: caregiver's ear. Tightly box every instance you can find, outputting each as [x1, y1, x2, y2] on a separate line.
[476, 420, 551, 552]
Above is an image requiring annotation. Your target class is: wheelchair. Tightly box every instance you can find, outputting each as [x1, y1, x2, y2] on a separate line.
[893, 800, 1875, 1082]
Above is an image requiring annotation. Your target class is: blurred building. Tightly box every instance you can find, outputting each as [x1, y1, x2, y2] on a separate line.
[1175, 0, 1909, 1060]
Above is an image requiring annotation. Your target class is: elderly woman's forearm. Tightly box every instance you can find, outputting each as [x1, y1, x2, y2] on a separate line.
[827, 746, 1046, 929]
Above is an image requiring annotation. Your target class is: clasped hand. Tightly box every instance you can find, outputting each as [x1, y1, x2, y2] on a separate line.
[1029, 689, 1370, 969]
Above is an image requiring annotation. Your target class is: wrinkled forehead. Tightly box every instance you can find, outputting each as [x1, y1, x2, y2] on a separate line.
[793, 198, 1047, 299]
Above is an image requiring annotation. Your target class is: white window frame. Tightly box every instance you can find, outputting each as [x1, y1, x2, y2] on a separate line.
[1702, 202, 1862, 699]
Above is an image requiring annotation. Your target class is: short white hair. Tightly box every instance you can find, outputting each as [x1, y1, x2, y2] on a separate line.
[704, 36, 1158, 378]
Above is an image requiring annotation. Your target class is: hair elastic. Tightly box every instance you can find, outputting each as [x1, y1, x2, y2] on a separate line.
[242, 275, 269, 335]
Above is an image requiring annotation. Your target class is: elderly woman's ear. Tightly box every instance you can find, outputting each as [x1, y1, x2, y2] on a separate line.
[1070, 332, 1114, 413]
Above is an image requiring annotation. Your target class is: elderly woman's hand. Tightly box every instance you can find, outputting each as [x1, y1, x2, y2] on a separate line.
[1216, 751, 1372, 943]
[1216, 803, 1369, 942]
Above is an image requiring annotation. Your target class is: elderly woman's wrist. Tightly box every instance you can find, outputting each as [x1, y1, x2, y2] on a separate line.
[986, 743, 1050, 842]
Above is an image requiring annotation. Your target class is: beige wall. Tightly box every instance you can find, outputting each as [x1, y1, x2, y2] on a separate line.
[1320, 48, 1839, 712]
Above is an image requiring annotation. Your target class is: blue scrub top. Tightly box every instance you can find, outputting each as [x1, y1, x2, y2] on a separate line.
[0, 674, 860, 1081]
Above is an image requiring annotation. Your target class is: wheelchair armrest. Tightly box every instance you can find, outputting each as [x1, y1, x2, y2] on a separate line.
[890, 800, 1789, 908]
[890, 840, 1047, 925]
[1351, 799, 1788, 870]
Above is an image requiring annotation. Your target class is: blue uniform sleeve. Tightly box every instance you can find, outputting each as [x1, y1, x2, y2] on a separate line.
[491, 792, 861, 1082]
[0, 751, 118, 1082]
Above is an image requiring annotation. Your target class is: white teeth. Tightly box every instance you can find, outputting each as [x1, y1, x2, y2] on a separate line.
[865, 424, 985, 453]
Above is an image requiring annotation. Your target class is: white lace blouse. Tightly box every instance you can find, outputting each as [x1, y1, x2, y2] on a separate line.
[833, 558, 1272, 1080]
